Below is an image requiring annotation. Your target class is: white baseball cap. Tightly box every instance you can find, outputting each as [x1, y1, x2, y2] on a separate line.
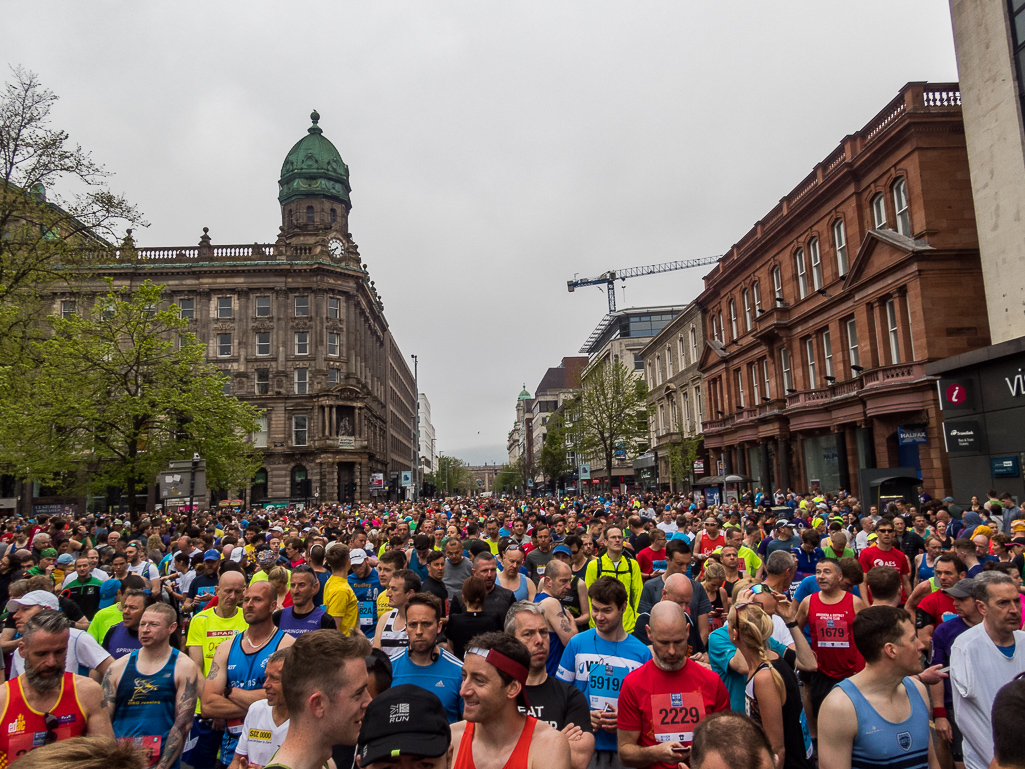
[349, 548, 367, 566]
[7, 590, 59, 613]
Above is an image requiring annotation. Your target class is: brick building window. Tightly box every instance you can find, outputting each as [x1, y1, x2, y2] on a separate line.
[679, 336, 687, 369]
[256, 333, 270, 356]
[809, 238, 823, 291]
[834, 220, 849, 276]
[762, 358, 771, 399]
[255, 369, 269, 395]
[665, 345, 673, 377]
[750, 362, 760, 402]
[690, 325, 698, 361]
[772, 266, 783, 302]
[846, 318, 860, 369]
[822, 329, 833, 378]
[795, 249, 808, 299]
[893, 179, 910, 236]
[656, 355, 663, 385]
[872, 194, 887, 229]
[805, 337, 817, 388]
[293, 415, 308, 446]
[728, 300, 738, 339]
[217, 296, 233, 319]
[736, 370, 745, 408]
[781, 347, 793, 392]
[886, 299, 901, 364]
[256, 296, 271, 317]
[742, 289, 752, 331]
[752, 281, 762, 312]
[711, 314, 720, 343]
[217, 333, 232, 357]
[294, 296, 309, 317]
[294, 368, 308, 394]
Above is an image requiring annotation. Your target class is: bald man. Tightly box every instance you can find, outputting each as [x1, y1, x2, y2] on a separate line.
[183, 570, 249, 769]
[618, 602, 731, 769]
[633, 573, 700, 653]
[534, 560, 578, 676]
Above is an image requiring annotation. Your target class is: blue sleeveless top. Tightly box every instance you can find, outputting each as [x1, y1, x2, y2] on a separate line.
[510, 574, 529, 601]
[221, 629, 288, 763]
[278, 606, 329, 637]
[836, 676, 929, 769]
[112, 649, 180, 769]
[533, 592, 564, 676]
[917, 557, 936, 583]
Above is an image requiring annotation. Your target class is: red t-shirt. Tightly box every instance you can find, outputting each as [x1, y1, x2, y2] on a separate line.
[917, 590, 957, 626]
[636, 546, 668, 576]
[808, 590, 864, 679]
[858, 545, 911, 600]
[617, 659, 730, 768]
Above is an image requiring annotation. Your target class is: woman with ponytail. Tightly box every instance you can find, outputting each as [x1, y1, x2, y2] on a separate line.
[728, 600, 815, 769]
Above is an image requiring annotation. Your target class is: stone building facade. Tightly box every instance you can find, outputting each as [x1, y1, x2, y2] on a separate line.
[638, 302, 706, 492]
[697, 82, 988, 499]
[49, 111, 416, 510]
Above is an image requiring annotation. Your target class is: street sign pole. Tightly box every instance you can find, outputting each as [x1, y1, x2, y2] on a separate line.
[187, 453, 199, 528]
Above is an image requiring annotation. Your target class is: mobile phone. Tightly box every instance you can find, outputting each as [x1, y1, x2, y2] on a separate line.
[672, 747, 688, 754]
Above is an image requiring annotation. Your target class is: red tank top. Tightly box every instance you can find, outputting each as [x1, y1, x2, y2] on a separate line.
[698, 533, 726, 556]
[0, 672, 88, 765]
[808, 591, 864, 679]
[453, 716, 537, 769]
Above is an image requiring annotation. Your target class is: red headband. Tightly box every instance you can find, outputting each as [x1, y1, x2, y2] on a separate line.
[466, 646, 531, 708]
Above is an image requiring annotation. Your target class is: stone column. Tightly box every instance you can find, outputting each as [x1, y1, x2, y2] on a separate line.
[759, 441, 771, 493]
[835, 427, 851, 494]
[777, 437, 791, 493]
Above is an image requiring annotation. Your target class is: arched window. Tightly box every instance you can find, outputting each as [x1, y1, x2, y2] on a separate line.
[690, 325, 697, 360]
[809, 237, 822, 291]
[251, 468, 268, 504]
[771, 266, 783, 302]
[795, 249, 808, 299]
[752, 281, 762, 312]
[892, 179, 910, 236]
[742, 289, 752, 331]
[718, 311, 724, 342]
[728, 300, 738, 339]
[833, 219, 848, 276]
[871, 193, 887, 229]
[290, 465, 309, 499]
[305, 206, 315, 224]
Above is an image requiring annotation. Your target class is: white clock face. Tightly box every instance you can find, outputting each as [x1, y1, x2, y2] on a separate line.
[328, 238, 344, 257]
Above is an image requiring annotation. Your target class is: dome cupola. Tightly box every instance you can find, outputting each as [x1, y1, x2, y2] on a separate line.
[278, 110, 351, 209]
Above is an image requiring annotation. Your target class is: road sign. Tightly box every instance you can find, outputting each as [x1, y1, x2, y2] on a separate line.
[370, 473, 384, 489]
[578, 464, 591, 480]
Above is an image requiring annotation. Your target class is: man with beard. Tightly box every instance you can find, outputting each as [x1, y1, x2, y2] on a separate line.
[124, 542, 159, 582]
[389, 593, 463, 723]
[617, 603, 730, 769]
[450, 631, 571, 769]
[532, 560, 577, 676]
[0, 610, 113, 764]
[203, 581, 294, 768]
[507, 603, 594, 769]
[262, 631, 372, 769]
[104, 603, 200, 769]
[9, 591, 112, 682]
[450, 553, 515, 624]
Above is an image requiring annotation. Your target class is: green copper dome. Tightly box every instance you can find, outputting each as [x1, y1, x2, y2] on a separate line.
[518, 384, 532, 401]
[278, 110, 352, 208]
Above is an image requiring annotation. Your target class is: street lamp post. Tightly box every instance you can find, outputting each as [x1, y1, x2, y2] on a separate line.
[410, 354, 419, 503]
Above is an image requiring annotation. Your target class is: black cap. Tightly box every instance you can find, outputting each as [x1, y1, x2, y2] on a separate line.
[356, 685, 451, 766]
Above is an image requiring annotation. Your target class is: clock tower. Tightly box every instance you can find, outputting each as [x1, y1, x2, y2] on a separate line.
[277, 110, 357, 265]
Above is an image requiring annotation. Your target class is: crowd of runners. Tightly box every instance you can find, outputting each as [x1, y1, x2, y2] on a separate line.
[0, 488, 1023, 769]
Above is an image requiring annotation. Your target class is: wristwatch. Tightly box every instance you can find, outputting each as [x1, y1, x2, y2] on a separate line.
[223, 683, 233, 699]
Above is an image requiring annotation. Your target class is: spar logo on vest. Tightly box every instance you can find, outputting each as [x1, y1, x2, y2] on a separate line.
[897, 731, 913, 752]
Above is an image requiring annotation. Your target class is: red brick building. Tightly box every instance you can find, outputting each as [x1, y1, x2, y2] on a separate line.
[697, 82, 989, 499]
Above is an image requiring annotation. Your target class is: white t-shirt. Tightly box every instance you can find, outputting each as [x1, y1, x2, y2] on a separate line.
[656, 521, 679, 535]
[235, 700, 289, 768]
[11, 628, 111, 677]
[950, 623, 1025, 769]
[127, 561, 159, 581]
[770, 614, 794, 648]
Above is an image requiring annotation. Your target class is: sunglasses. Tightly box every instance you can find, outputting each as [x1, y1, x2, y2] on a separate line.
[44, 712, 58, 745]
[749, 584, 775, 596]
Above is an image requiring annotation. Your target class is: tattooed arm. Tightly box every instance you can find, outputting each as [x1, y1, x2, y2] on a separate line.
[100, 657, 125, 719]
[157, 652, 201, 769]
[199, 640, 248, 719]
[78, 675, 115, 739]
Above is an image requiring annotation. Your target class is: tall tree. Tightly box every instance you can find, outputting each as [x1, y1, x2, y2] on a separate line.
[539, 412, 572, 492]
[424, 455, 475, 496]
[0, 279, 263, 520]
[0, 66, 144, 365]
[667, 433, 703, 490]
[570, 359, 649, 489]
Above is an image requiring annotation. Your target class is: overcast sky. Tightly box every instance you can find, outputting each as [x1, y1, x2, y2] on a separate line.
[3, 2, 960, 464]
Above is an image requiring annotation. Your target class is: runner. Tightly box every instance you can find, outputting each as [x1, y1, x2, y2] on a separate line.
[795, 558, 867, 720]
[858, 520, 912, 602]
[272, 565, 334, 637]
[62, 555, 104, 620]
[532, 560, 577, 676]
[323, 544, 359, 633]
[202, 581, 294, 767]
[0, 610, 113, 765]
[104, 603, 200, 769]
[818, 605, 934, 769]
[347, 548, 381, 639]
[583, 529, 643, 634]
[355, 685, 451, 769]
[102, 589, 152, 659]
[372, 568, 419, 652]
[8, 590, 112, 681]
[506, 602, 594, 769]
[556, 577, 651, 769]
[226, 649, 289, 769]
[261, 631, 371, 769]
[617, 602, 730, 769]
[451, 631, 571, 769]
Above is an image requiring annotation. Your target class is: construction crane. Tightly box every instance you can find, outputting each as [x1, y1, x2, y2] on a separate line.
[567, 256, 723, 313]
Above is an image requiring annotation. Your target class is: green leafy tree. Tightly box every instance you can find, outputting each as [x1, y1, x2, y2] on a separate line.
[570, 359, 649, 490]
[539, 412, 572, 492]
[667, 434, 703, 489]
[0, 66, 144, 366]
[0, 279, 262, 521]
[424, 455, 475, 496]
[494, 463, 519, 494]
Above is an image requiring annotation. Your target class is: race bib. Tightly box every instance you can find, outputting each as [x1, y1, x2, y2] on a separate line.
[652, 560, 667, 572]
[588, 663, 628, 709]
[226, 717, 245, 736]
[818, 618, 849, 648]
[651, 692, 705, 745]
[536, 565, 546, 576]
